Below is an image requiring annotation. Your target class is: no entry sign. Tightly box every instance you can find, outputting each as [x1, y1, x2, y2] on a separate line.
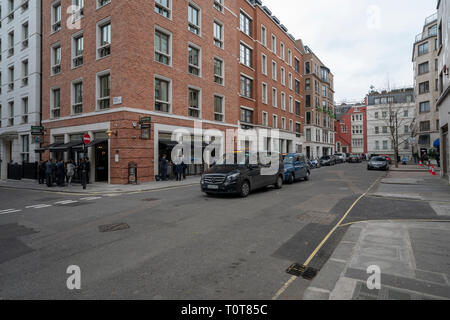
[83, 133, 92, 145]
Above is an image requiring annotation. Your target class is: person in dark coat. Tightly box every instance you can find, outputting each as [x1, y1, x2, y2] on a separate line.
[56, 160, 65, 187]
[174, 155, 184, 181]
[85, 157, 91, 184]
[45, 160, 53, 187]
[160, 154, 168, 181]
[38, 161, 46, 184]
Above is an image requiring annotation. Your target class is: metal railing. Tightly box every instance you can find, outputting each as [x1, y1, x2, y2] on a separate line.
[424, 13, 437, 25]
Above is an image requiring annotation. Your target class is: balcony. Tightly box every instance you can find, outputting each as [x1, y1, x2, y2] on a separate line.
[21, 0, 29, 11]
[22, 77, 28, 87]
[72, 103, 83, 115]
[8, 83, 14, 92]
[8, 47, 14, 57]
[415, 28, 437, 42]
[52, 64, 61, 75]
[424, 13, 437, 26]
[52, 21, 61, 33]
[22, 39, 29, 49]
[73, 55, 83, 68]
[52, 108, 60, 119]
[98, 97, 110, 110]
[98, 44, 111, 58]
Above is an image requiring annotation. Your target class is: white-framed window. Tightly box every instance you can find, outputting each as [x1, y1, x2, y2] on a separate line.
[155, 27, 171, 66]
[213, 20, 224, 48]
[51, 43, 61, 75]
[72, 80, 83, 115]
[272, 61, 277, 80]
[8, 31, 15, 57]
[262, 111, 268, 127]
[22, 21, 29, 49]
[188, 87, 201, 118]
[288, 49, 292, 66]
[240, 75, 252, 98]
[51, 87, 61, 119]
[97, 70, 110, 110]
[21, 97, 29, 124]
[280, 42, 285, 60]
[288, 73, 293, 90]
[273, 114, 278, 128]
[188, 44, 201, 76]
[155, 0, 171, 18]
[214, 95, 224, 122]
[21, 134, 29, 163]
[281, 117, 286, 130]
[98, 0, 111, 9]
[240, 11, 252, 37]
[97, 18, 111, 59]
[155, 76, 171, 113]
[21, 60, 29, 87]
[261, 53, 267, 75]
[289, 119, 293, 132]
[188, 3, 201, 35]
[289, 96, 293, 113]
[281, 92, 286, 110]
[213, 57, 224, 85]
[213, 0, 224, 12]
[272, 88, 277, 107]
[72, 31, 84, 68]
[72, 0, 84, 22]
[240, 42, 252, 67]
[280, 67, 285, 86]
[271, 34, 276, 54]
[51, 1, 62, 33]
[261, 25, 267, 46]
[258, 83, 267, 105]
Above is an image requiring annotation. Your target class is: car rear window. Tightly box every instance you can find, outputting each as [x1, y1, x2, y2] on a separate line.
[372, 157, 385, 161]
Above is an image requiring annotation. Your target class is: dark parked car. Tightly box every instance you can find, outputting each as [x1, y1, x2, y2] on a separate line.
[282, 153, 310, 183]
[367, 156, 390, 171]
[201, 152, 284, 197]
[348, 154, 362, 163]
[334, 153, 346, 163]
[320, 155, 335, 166]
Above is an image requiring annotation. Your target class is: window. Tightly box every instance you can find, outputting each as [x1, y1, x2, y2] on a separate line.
[375, 141, 380, 150]
[289, 96, 293, 113]
[98, 21, 111, 58]
[272, 115, 278, 129]
[214, 95, 224, 122]
[288, 50, 292, 66]
[305, 95, 311, 108]
[419, 101, 430, 113]
[262, 112, 268, 126]
[280, 67, 285, 86]
[294, 58, 300, 73]
[382, 126, 388, 134]
[8, 31, 14, 57]
[52, 2, 62, 32]
[271, 61, 278, 80]
[295, 80, 300, 94]
[188, 88, 200, 118]
[8, 66, 14, 91]
[383, 141, 388, 150]
[272, 88, 277, 107]
[261, 25, 267, 46]
[322, 85, 326, 97]
[188, 45, 200, 76]
[22, 60, 29, 86]
[288, 73, 293, 90]
[240, 43, 252, 67]
[240, 75, 252, 98]
[52, 45, 61, 75]
[22, 22, 29, 49]
[213, 58, 223, 85]
[72, 81, 83, 114]
[418, 42, 429, 56]
[403, 110, 409, 117]
[21, 98, 28, 124]
[305, 62, 310, 74]
[240, 12, 251, 37]
[51, 88, 61, 118]
[213, 21, 223, 48]
[72, 0, 84, 21]
[281, 92, 286, 110]
[306, 112, 311, 124]
[271, 35, 276, 53]
[375, 127, 379, 134]
[418, 62, 429, 75]
[213, 0, 223, 12]
[240, 108, 253, 124]
[188, 4, 200, 35]
[295, 101, 300, 116]
[8, 101, 14, 126]
[305, 79, 310, 91]
[98, 0, 111, 8]
[155, 78, 170, 112]
[72, 33, 84, 67]
[280, 42, 285, 60]
[21, 135, 29, 163]
[155, 0, 171, 18]
[404, 125, 409, 134]
[419, 81, 429, 94]
[382, 111, 387, 118]
[281, 117, 286, 130]
[262, 83, 268, 104]
[155, 29, 170, 65]
[98, 72, 110, 110]
[261, 54, 267, 75]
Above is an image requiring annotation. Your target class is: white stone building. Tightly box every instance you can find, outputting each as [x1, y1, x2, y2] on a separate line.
[366, 88, 416, 161]
[437, 0, 450, 181]
[0, 0, 41, 180]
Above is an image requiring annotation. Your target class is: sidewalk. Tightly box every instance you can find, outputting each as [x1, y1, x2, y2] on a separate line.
[389, 164, 440, 173]
[0, 176, 200, 195]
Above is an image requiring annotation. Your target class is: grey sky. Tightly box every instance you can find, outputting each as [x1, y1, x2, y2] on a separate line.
[261, 0, 437, 103]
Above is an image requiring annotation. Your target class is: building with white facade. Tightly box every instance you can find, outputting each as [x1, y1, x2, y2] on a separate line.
[0, 0, 41, 180]
[437, 0, 450, 181]
[366, 88, 416, 161]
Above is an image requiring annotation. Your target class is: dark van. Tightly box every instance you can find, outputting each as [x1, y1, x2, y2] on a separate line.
[201, 152, 284, 197]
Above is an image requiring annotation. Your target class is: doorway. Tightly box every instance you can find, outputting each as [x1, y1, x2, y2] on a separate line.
[95, 142, 108, 182]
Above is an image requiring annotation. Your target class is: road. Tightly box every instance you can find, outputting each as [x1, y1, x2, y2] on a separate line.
[0, 163, 445, 299]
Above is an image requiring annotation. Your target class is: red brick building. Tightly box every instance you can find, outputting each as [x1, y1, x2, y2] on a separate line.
[334, 103, 368, 156]
[40, 0, 305, 184]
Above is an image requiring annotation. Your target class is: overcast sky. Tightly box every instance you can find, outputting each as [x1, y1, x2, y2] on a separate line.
[261, 0, 437, 103]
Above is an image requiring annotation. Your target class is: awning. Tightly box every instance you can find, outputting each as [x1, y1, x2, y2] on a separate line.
[87, 139, 108, 147]
[434, 138, 440, 148]
[50, 141, 84, 152]
[35, 142, 64, 153]
[0, 131, 19, 140]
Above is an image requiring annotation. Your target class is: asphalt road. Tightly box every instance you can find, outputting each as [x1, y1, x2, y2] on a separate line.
[0, 162, 429, 299]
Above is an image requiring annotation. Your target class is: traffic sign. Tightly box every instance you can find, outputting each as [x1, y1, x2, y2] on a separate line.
[83, 133, 92, 145]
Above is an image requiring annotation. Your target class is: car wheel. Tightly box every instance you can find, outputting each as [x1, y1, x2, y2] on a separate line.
[240, 181, 250, 198]
[304, 171, 310, 181]
[274, 175, 283, 189]
[288, 173, 295, 184]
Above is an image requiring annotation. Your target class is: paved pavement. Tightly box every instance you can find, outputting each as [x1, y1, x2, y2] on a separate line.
[303, 169, 450, 300]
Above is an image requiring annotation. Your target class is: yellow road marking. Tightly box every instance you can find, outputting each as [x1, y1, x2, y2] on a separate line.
[272, 176, 381, 300]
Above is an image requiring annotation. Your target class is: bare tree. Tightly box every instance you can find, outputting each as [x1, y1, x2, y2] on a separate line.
[383, 102, 411, 168]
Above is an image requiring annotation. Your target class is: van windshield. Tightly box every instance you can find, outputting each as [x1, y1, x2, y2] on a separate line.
[283, 156, 295, 164]
[215, 153, 249, 166]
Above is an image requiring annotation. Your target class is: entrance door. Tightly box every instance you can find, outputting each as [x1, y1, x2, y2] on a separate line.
[95, 142, 108, 182]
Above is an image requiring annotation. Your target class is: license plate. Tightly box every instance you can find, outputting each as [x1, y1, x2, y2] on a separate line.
[207, 185, 219, 190]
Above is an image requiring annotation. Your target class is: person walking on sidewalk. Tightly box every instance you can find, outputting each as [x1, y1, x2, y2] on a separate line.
[160, 154, 168, 181]
[66, 160, 75, 187]
[38, 161, 46, 184]
[174, 154, 184, 181]
[45, 160, 53, 187]
[56, 160, 65, 187]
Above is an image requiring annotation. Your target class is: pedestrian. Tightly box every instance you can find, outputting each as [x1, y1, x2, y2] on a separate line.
[45, 160, 53, 187]
[436, 152, 440, 168]
[402, 156, 407, 165]
[56, 160, 65, 187]
[175, 154, 184, 181]
[160, 154, 168, 181]
[66, 160, 75, 187]
[51, 159, 57, 186]
[181, 154, 186, 180]
[84, 157, 91, 184]
[38, 161, 46, 184]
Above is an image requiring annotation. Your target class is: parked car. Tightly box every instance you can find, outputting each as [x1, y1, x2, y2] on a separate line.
[367, 156, 390, 171]
[379, 154, 393, 164]
[334, 153, 346, 163]
[201, 152, 284, 197]
[282, 153, 311, 184]
[320, 155, 335, 166]
[348, 154, 362, 163]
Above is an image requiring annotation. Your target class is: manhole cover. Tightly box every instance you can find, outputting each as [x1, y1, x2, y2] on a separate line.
[286, 263, 318, 280]
[99, 223, 130, 233]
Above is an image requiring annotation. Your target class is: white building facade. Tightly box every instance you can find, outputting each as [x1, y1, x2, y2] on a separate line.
[0, 0, 41, 180]
[437, 0, 450, 181]
[366, 89, 416, 161]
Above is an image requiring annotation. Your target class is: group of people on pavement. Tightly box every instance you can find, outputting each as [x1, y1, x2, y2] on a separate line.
[159, 154, 187, 182]
[38, 158, 90, 188]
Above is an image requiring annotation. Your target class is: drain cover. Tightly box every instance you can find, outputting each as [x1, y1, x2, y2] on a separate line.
[99, 223, 130, 233]
[286, 263, 318, 280]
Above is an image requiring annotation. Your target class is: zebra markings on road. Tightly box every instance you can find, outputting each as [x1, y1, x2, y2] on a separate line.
[26, 204, 53, 209]
[55, 200, 78, 205]
[0, 209, 22, 215]
[79, 197, 102, 201]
